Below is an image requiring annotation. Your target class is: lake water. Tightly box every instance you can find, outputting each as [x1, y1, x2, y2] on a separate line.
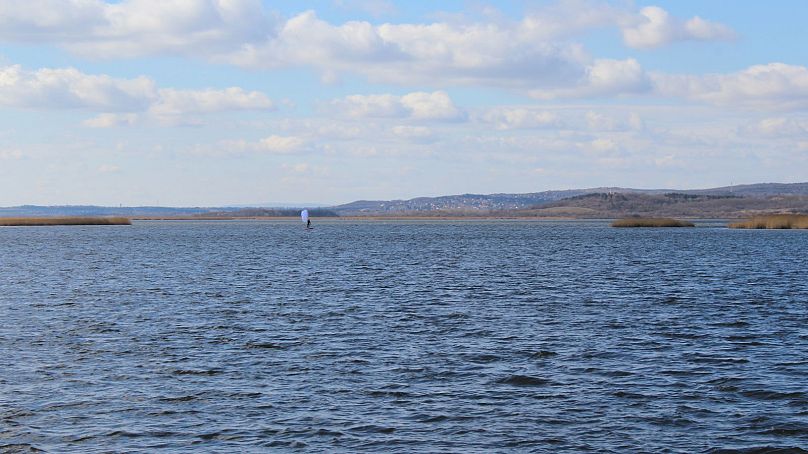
[1, 220, 806, 453]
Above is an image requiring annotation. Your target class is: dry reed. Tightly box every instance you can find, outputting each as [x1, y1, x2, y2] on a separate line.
[728, 214, 808, 229]
[0, 217, 131, 226]
[611, 217, 694, 228]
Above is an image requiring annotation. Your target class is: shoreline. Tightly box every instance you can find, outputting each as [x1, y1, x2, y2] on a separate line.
[127, 216, 736, 222]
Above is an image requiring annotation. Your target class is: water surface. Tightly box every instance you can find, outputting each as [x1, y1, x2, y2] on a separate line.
[1, 220, 806, 452]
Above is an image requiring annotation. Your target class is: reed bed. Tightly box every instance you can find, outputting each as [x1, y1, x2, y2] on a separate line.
[0, 217, 131, 226]
[611, 217, 694, 228]
[729, 214, 808, 229]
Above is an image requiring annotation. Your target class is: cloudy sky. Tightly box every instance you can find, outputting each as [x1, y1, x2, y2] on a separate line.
[1, 0, 807, 206]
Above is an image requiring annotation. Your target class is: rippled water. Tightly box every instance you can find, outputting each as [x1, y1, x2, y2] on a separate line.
[1, 220, 807, 453]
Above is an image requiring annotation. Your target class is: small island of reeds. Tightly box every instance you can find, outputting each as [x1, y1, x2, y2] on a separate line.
[729, 214, 808, 229]
[611, 217, 695, 228]
[0, 217, 131, 226]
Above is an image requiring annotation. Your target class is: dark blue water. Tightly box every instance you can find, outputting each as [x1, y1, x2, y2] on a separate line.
[1, 220, 806, 453]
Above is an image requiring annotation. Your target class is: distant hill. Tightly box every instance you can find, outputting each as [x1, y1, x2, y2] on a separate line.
[333, 190, 586, 215]
[0, 205, 222, 217]
[199, 207, 339, 218]
[3, 182, 808, 219]
[0, 205, 337, 218]
[520, 192, 808, 218]
[686, 182, 808, 197]
[331, 182, 808, 216]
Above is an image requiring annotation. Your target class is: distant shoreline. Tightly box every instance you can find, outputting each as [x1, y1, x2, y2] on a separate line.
[128, 216, 721, 221]
[0, 217, 131, 226]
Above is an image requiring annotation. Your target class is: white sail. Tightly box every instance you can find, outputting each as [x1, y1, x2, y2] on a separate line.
[301, 209, 309, 224]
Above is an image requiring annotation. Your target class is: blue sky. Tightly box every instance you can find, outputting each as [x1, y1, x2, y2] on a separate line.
[0, 0, 807, 206]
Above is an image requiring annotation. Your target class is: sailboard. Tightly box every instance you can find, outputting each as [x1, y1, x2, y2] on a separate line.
[301, 209, 312, 229]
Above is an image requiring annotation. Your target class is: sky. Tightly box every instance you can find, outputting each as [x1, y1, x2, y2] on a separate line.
[0, 0, 807, 206]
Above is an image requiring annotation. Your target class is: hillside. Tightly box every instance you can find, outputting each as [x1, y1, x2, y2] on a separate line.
[4, 182, 808, 219]
[331, 182, 808, 216]
[332, 190, 587, 215]
[519, 192, 808, 218]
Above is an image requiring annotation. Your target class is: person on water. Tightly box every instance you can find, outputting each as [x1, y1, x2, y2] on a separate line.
[307, 219, 311, 229]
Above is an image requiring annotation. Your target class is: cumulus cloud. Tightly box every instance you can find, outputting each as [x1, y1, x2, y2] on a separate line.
[654, 63, 808, 110]
[70, 5, 573, 90]
[0, 0, 277, 58]
[0, 1, 735, 97]
[0, 64, 155, 111]
[330, 94, 405, 118]
[391, 125, 435, 142]
[588, 138, 619, 153]
[0, 63, 273, 126]
[400, 92, 465, 121]
[621, 6, 735, 49]
[256, 135, 306, 153]
[585, 111, 644, 131]
[149, 87, 273, 117]
[530, 58, 652, 99]
[83, 113, 140, 128]
[330, 91, 465, 121]
[206, 135, 307, 155]
[235, 8, 615, 89]
[0, 2, 588, 91]
[480, 108, 559, 130]
[740, 117, 808, 137]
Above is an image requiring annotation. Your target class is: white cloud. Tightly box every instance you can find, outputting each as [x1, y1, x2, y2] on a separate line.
[480, 108, 559, 130]
[0, 64, 155, 111]
[330, 94, 406, 118]
[207, 135, 307, 155]
[0, 3, 590, 89]
[83, 113, 140, 128]
[741, 117, 808, 137]
[621, 6, 735, 49]
[585, 111, 644, 132]
[97, 164, 121, 173]
[530, 58, 651, 99]
[330, 91, 465, 121]
[588, 138, 619, 153]
[0, 0, 104, 42]
[149, 87, 273, 117]
[0, 148, 22, 160]
[0, 0, 277, 58]
[391, 125, 435, 142]
[211, 9, 597, 89]
[654, 63, 808, 110]
[400, 91, 464, 121]
[0, 63, 273, 126]
[628, 112, 644, 131]
[0, 2, 734, 98]
[257, 135, 306, 153]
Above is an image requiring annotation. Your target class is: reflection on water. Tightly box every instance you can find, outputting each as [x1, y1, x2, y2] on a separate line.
[1, 220, 807, 452]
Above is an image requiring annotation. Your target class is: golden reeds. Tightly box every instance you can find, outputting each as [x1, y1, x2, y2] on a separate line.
[0, 217, 131, 226]
[729, 214, 808, 229]
[611, 217, 694, 228]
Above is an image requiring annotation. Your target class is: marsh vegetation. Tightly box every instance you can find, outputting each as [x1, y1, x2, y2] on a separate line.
[611, 217, 695, 228]
[0, 217, 131, 226]
[729, 214, 808, 229]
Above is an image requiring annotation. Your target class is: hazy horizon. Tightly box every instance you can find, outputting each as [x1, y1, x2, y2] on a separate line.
[3, 180, 807, 209]
[1, 1, 807, 206]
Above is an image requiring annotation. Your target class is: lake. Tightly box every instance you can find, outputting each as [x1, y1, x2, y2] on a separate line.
[1, 220, 806, 452]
